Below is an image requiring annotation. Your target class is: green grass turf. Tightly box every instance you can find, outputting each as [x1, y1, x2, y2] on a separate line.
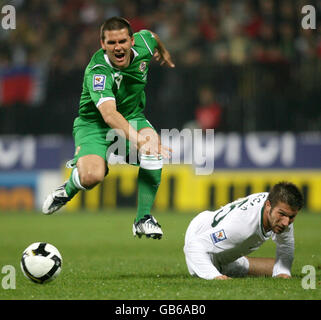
[0, 209, 320, 300]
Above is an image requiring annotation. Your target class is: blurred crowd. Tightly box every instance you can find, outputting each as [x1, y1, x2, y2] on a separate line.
[0, 0, 320, 134]
[1, 0, 320, 71]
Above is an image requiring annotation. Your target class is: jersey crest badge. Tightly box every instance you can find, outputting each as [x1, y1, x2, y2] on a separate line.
[211, 229, 227, 244]
[93, 74, 106, 91]
[139, 61, 146, 72]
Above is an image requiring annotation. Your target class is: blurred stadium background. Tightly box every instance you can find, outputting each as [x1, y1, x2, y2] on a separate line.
[0, 0, 320, 214]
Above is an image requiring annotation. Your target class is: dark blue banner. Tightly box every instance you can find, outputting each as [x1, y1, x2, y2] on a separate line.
[0, 132, 320, 171]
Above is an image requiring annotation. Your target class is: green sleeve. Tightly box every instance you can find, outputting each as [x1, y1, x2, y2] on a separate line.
[137, 30, 158, 55]
[86, 67, 115, 106]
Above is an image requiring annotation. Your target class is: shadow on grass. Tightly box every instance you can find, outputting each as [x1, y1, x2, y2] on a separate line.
[95, 273, 191, 280]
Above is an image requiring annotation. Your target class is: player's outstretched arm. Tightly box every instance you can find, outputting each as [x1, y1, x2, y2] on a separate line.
[150, 31, 175, 68]
[98, 100, 170, 159]
[272, 225, 294, 278]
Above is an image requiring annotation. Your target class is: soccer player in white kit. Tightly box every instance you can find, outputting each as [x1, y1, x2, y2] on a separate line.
[184, 182, 303, 280]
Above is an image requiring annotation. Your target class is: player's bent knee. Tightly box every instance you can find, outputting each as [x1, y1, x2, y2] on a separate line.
[77, 155, 106, 189]
[221, 256, 250, 278]
[79, 171, 104, 189]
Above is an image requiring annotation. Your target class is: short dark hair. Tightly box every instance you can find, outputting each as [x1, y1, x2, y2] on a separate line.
[267, 181, 304, 211]
[100, 16, 133, 41]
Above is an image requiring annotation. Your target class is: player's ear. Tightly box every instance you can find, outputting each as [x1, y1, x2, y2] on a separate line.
[131, 36, 135, 46]
[100, 39, 106, 50]
[265, 200, 271, 210]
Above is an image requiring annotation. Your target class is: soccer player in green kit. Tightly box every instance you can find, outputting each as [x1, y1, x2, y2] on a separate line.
[42, 17, 175, 239]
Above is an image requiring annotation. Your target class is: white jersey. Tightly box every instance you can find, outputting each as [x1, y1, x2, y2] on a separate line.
[184, 192, 294, 280]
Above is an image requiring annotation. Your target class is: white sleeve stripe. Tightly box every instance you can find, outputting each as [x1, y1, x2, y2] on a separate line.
[91, 64, 108, 70]
[96, 97, 115, 108]
[139, 34, 153, 56]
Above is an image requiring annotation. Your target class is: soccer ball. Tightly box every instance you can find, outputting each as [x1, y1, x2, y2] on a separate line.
[20, 242, 62, 284]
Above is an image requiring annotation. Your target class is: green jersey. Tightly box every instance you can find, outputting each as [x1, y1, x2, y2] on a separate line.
[78, 30, 158, 124]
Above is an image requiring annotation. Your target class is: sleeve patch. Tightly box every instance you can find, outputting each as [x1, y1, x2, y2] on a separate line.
[93, 74, 106, 91]
[211, 229, 227, 244]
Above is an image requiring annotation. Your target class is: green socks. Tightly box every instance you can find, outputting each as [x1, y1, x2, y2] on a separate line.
[136, 167, 162, 222]
[64, 167, 161, 220]
[65, 168, 84, 198]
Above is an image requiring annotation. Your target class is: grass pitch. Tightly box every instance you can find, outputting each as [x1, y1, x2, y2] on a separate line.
[0, 209, 320, 300]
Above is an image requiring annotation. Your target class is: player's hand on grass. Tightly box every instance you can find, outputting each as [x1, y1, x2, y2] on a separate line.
[275, 274, 291, 279]
[215, 275, 232, 280]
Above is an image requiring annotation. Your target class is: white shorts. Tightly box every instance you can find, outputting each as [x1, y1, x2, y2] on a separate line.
[184, 211, 249, 279]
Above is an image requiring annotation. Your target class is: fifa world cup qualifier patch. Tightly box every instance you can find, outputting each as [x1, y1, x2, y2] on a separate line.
[211, 229, 227, 244]
[93, 74, 106, 91]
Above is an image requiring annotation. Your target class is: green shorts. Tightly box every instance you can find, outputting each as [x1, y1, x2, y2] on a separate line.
[70, 115, 155, 166]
